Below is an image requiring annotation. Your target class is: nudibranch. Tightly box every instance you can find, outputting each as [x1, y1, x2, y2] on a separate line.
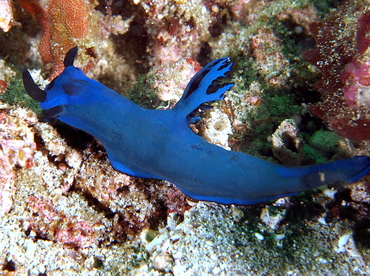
[22, 47, 370, 205]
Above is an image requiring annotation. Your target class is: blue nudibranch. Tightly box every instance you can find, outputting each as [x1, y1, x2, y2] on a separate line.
[23, 47, 370, 205]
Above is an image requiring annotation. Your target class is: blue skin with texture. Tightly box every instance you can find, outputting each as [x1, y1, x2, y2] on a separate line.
[23, 48, 370, 205]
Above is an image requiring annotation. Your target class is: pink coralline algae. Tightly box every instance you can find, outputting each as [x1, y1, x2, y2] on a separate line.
[305, 8, 370, 141]
[339, 11, 370, 107]
[0, 104, 37, 214]
[26, 195, 109, 248]
[340, 11, 370, 107]
[341, 59, 370, 106]
[0, 149, 15, 215]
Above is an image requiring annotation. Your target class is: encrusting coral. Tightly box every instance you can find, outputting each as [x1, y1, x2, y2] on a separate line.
[17, 0, 90, 79]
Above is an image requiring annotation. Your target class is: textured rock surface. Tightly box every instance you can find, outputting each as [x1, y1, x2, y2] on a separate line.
[0, 0, 369, 275]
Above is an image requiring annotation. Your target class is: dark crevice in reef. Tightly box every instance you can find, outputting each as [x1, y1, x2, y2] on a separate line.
[80, 189, 116, 219]
[284, 199, 325, 223]
[197, 42, 212, 67]
[112, 16, 150, 75]
[70, 187, 130, 243]
[106, 1, 150, 75]
[52, 122, 96, 151]
[148, 198, 170, 229]
[208, 12, 229, 39]
[276, 17, 316, 54]
[2, 260, 16, 272]
[353, 217, 370, 250]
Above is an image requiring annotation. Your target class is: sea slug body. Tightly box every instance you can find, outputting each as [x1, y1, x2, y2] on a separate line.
[22, 47, 370, 205]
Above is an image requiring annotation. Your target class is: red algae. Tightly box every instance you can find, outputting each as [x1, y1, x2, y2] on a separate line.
[305, 4, 370, 141]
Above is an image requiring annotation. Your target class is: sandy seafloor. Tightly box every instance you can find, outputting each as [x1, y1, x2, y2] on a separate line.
[0, 0, 370, 275]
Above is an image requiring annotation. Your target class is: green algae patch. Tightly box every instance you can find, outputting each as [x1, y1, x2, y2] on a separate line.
[127, 74, 162, 109]
[0, 76, 42, 116]
[310, 130, 341, 153]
